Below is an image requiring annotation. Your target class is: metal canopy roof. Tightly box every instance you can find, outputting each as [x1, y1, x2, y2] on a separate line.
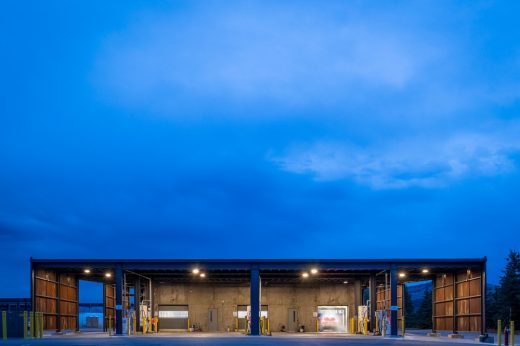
[31, 257, 485, 285]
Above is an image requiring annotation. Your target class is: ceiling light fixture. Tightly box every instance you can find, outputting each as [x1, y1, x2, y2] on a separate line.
[105, 273, 112, 278]
[310, 268, 318, 275]
[192, 268, 200, 274]
[84, 269, 91, 274]
[302, 272, 309, 278]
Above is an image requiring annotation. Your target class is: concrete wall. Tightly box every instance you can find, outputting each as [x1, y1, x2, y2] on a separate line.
[154, 281, 360, 332]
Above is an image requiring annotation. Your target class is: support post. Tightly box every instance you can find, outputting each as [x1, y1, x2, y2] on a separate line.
[135, 277, 141, 330]
[390, 266, 398, 336]
[369, 274, 376, 332]
[249, 268, 260, 335]
[115, 267, 123, 335]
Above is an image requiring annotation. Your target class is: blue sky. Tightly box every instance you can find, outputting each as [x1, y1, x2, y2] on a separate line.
[1, 0, 520, 297]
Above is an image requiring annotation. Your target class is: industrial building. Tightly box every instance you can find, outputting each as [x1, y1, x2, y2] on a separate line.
[29, 258, 487, 337]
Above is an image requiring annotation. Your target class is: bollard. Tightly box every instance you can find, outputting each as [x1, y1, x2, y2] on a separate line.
[108, 316, 113, 336]
[511, 321, 515, 346]
[267, 318, 270, 334]
[30, 311, 34, 338]
[23, 311, 28, 339]
[2, 311, 6, 340]
[133, 313, 137, 335]
[401, 316, 405, 337]
[350, 317, 354, 334]
[316, 317, 319, 333]
[363, 318, 368, 335]
[498, 320, 502, 346]
[143, 316, 147, 334]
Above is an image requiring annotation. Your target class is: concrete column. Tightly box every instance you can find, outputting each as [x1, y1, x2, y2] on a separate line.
[115, 267, 123, 335]
[390, 266, 398, 336]
[250, 268, 260, 335]
[369, 275, 376, 332]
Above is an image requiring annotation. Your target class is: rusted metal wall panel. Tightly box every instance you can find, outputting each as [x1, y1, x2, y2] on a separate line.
[34, 269, 58, 330]
[104, 284, 115, 330]
[58, 273, 78, 330]
[376, 284, 403, 322]
[433, 270, 481, 332]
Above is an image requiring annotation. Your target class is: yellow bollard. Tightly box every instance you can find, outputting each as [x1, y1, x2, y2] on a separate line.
[267, 318, 270, 334]
[142, 316, 147, 334]
[30, 311, 34, 338]
[108, 316, 113, 336]
[349, 317, 354, 334]
[127, 317, 131, 335]
[316, 318, 319, 333]
[497, 320, 502, 346]
[511, 321, 515, 346]
[2, 311, 6, 340]
[23, 311, 27, 339]
[375, 315, 379, 334]
[133, 313, 137, 335]
[401, 316, 405, 337]
[187, 318, 190, 332]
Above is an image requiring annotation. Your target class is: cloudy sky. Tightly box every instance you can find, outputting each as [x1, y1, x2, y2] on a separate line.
[1, 0, 520, 297]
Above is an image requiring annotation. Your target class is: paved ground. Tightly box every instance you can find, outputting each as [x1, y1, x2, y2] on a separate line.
[0, 332, 503, 346]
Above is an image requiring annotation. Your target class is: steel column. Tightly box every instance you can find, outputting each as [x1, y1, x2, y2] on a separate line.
[135, 277, 141, 330]
[369, 274, 376, 332]
[250, 268, 260, 335]
[390, 266, 398, 336]
[115, 267, 123, 335]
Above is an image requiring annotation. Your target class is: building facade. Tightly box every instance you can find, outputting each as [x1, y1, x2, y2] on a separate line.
[30, 258, 487, 336]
